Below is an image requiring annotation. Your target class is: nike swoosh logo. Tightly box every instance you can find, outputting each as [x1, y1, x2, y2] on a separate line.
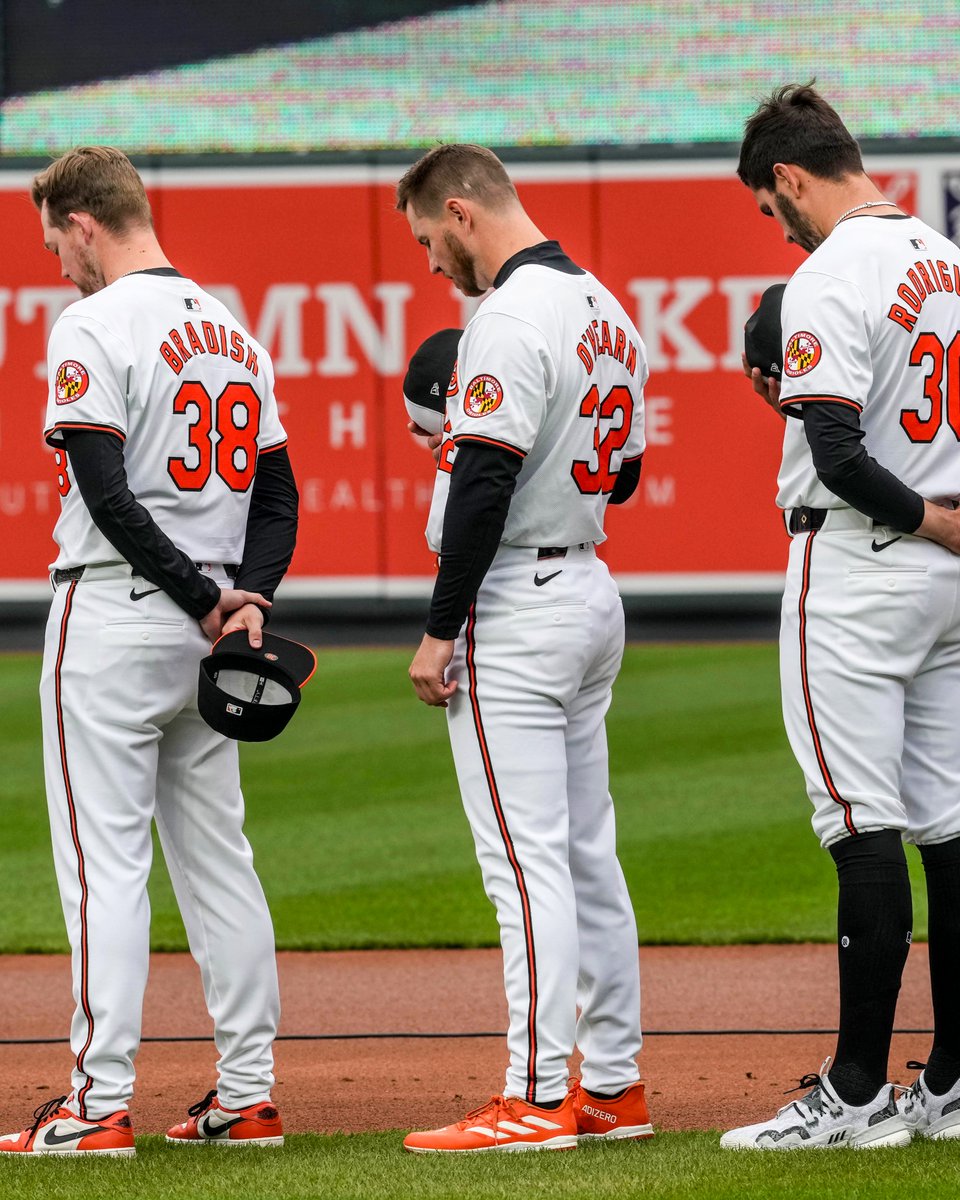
[130, 587, 161, 601]
[871, 536, 902, 552]
[198, 1113, 245, 1138]
[41, 1123, 110, 1146]
[534, 570, 562, 587]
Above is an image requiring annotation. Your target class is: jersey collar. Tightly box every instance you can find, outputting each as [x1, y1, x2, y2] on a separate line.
[122, 267, 185, 278]
[493, 240, 586, 288]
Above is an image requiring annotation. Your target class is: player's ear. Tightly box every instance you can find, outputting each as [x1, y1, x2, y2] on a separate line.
[772, 163, 803, 197]
[445, 198, 471, 228]
[67, 211, 97, 242]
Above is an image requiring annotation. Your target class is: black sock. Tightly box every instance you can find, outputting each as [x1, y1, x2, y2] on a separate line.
[827, 829, 912, 1106]
[919, 837, 960, 1096]
[584, 1086, 628, 1101]
[533, 1098, 563, 1110]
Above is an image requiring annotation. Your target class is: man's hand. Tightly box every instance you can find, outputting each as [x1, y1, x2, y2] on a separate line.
[742, 352, 785, 419]
[409, 633, 457, 707]
[916, 500, 960, 555]
[407, 420, 445, 462]
[200, 590, 270, 645]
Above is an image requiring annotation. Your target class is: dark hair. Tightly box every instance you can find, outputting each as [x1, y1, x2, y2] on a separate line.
[395, 144, 518, 216]
[737, 83, 863, 191]
[32, 146, 153, 233]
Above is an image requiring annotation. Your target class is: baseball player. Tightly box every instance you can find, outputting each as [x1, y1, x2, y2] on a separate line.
[396, 145, 652, 1153]
[0, 147, 296, 1157]
[722, 85, 960, 1151]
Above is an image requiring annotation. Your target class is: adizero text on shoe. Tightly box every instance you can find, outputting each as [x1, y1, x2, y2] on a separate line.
[720, 1070, 911, 1150]
[897, 1068, 960, 1141]
[568, 1077, 655, 1141]
[0, 1096, 135, 1157]
[166, 1090, 284, 1147]
[403, 1093, 578, 1153]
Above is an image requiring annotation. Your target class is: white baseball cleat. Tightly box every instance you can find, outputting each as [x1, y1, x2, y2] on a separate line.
[896, 1063, 960, 1141]
[720, 1062, 912, 1150]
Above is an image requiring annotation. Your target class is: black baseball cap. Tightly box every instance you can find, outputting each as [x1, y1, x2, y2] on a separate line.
[198, 631, 317, 742]
[403, 328, 462, 435]
[744, 283, 786, 378]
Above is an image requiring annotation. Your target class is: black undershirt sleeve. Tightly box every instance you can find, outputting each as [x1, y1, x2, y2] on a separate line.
[609, 454, 643, 505]
[62, 428, 221, 619]
[233, 446, 299, 605]
[426, 441, 524, 640]
[802, 402, 925, 532]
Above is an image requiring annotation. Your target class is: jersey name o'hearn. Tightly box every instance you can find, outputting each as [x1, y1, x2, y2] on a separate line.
[576, 317, 640, 376]
[159, 319, 260, 377]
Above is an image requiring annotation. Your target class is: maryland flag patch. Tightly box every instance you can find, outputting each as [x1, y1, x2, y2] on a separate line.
[784, 331, 822, 377]
[55, 360, 90, 404]
[464, 373, 503, 418]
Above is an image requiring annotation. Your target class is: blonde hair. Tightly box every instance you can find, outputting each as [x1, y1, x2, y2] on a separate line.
[32, 146, 153, 233]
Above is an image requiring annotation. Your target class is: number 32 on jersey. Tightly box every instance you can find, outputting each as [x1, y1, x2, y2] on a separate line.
[571, 384, 633, 493]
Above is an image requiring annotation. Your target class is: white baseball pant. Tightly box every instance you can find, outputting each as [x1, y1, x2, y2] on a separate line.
[781, 510, 960, 849]
[445, 542, 642, 1104]
[40, 565, 279, 1118]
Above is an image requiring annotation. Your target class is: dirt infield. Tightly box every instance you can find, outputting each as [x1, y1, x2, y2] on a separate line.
[0, 944, 934, 1137]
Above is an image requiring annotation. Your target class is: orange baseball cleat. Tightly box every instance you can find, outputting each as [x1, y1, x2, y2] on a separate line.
[0, 1096, 135, 1157]
[403, 1092, 578, 1153]
[569, 1077, 655, 1141]
[166, 1089, 284, 1147]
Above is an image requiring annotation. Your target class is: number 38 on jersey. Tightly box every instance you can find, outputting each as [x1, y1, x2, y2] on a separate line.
[168, 381, 261, 492]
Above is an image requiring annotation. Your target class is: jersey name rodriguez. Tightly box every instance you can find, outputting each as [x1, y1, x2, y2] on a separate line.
[44, 273, 286, 570]
[425, 261, 647, 553]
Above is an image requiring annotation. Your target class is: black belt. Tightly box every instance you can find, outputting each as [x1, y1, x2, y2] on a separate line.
[787, 507, 828, 534]
[536, 543, 593, 560]
[52, 563, 238, 585]
[51, 566, 86, 584]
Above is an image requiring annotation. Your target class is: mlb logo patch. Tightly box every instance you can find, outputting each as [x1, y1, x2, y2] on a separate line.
[911, 238, 927, 251]
[226, 702, 243, 715]
[586, 294, 600, 309]
[184, 297, 202, 311]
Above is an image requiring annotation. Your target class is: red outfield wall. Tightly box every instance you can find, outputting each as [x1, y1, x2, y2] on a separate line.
[0, 161, 919, 596]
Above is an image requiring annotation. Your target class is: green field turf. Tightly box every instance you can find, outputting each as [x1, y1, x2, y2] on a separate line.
[0, 643, 930, 954]
[0, 1132, 958, 1200]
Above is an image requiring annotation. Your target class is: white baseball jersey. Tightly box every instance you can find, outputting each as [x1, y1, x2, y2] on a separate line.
[44, 273, 287, 569]
[424, 246, 649, 1109]
[425, 265, 647, 552]
[777, 215, 960, 510]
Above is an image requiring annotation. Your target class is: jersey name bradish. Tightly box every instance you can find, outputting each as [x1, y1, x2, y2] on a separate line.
[160, 320, 260, 377]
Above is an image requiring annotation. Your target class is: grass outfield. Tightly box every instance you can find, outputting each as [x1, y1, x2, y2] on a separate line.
[0, 1133, 958, 1200]
[0, 643, 930, 953]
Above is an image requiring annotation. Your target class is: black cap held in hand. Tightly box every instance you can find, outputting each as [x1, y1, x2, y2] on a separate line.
[403, 328, 462, 435]
[198, 631, 317, 742]
[744, 283, 786, 378]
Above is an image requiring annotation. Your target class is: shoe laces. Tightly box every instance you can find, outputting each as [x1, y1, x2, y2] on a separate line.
[186, 1089, 218, 1118]
[459, 1095, 521, 1130]
[29, 1095, 68, 1137]
[781, 1058, 842, 1120]
[895, 1061, 928, 1105]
